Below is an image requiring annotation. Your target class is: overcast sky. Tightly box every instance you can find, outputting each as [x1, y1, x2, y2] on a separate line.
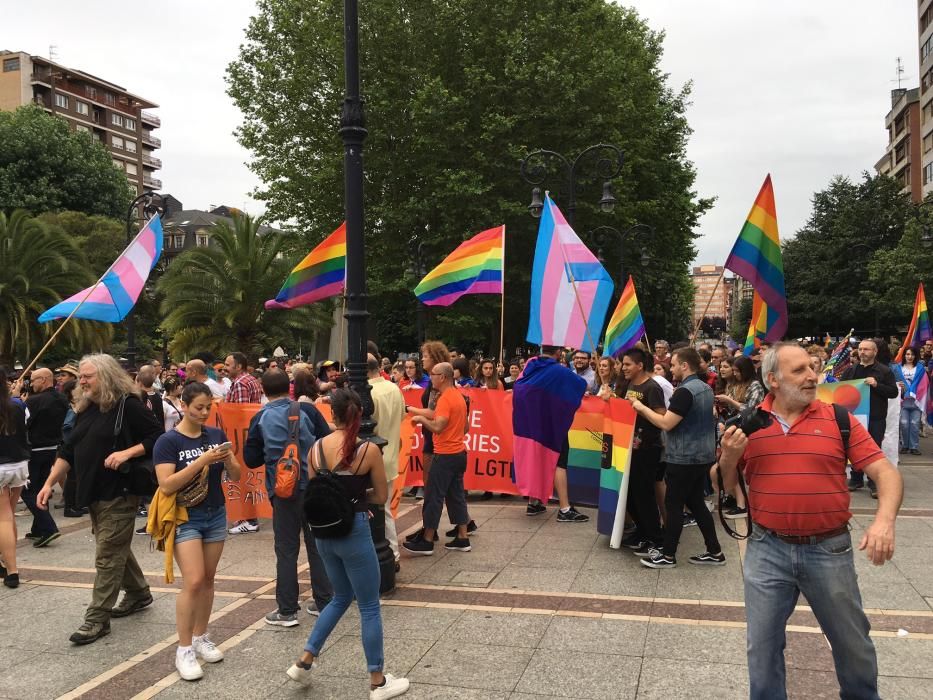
[3, 1, 920, 264]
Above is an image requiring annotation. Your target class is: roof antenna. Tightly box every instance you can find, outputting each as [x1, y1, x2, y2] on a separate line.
[48, 44, 58, 62]
[891, 57, 909, 90]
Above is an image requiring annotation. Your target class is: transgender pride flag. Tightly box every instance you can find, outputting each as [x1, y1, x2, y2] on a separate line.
[526, 194, 614, 352]
[39, 214, 163, 323]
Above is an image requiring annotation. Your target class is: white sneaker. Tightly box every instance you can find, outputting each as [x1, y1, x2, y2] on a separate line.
[370, 673, 410, 700]
[228, 520, 259, 534]
[192, 634, 224, 663]
[286, 661, 315, 685]
[176, 647, 204, 681]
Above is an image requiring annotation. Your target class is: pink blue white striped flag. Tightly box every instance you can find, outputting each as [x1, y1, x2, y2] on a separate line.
[526, 194, 614, 352]
[38, 214, 163, 323]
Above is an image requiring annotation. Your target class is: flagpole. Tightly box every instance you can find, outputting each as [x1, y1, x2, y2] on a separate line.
[498, 225, 506, 362]
[338, 295, 347, 362]
[689, 266, 728, 345]
[566, 265, 599, 357]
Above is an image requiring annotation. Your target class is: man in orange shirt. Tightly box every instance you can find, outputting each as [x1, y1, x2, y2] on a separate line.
[402, 362, 471, 555]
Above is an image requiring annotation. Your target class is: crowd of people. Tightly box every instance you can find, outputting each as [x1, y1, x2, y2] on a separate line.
[0, 331, 915, 698]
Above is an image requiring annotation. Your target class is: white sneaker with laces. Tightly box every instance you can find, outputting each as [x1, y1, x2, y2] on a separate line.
[192, 634, 224, 663]
[286, 661, 315, 685]
[176, 647, 204, 681]
[228, 520, 259, 534]
[370, 673, 411, 700]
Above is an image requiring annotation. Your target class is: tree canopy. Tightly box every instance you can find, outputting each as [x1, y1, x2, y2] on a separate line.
[227, 0, 710, 355]
[0, 105, 133, 218]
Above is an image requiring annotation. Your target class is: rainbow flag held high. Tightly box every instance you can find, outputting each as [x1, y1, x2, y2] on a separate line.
[265, 222, 346, 310]
[414, 225, 504, 306]
[743, 291, 782, 355]
[39, 214, 163, 323]
[895, 283, 932, 362]
[725, 175, 788, 342]
[603, 275, 645, 357]
[526, 194, 614, 352]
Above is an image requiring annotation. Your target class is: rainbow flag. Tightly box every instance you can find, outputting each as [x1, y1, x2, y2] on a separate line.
[265, 222, 346, 310]
[725, 175, 787, 342]
[39, 214, 163, 323]
[743, 291, 781, 355]
[526, 194, 614, 352]
[895, 283, 932, 362]
[414, 226, 504, 306]
[815, 379, 870, 428]
[603, 275, 645, 357]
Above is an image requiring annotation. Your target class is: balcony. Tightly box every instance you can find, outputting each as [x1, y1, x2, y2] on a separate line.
[143, 175, 163, 190]
[142, 132, 161, 148]
[30, 71, 51, 87]
[142, 153, 162, 169]
[141, 110, 161, 127]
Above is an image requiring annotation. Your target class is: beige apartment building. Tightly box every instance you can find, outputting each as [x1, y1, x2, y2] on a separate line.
[875, 87, 922, 203]
[690, 264, 733, 329]
[920, 1, 933, 197]
[0, 50, 161, 196]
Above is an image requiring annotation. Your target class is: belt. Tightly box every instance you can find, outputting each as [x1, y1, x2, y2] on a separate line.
[756, 523, 849, 545]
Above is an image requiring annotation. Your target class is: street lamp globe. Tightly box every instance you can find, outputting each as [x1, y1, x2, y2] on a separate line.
[528, 187, 544, 218]
[599, 180, 616, 213]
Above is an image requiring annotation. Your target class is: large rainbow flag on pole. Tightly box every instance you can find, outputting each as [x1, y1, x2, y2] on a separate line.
[895, 282, 932, 362]
[414, 225, 504, 306]
[725, 175, 788, 342]
[265, 222, 346, 310]
[39, 214, 163, 323]
[526, 194, 614, 352]
[603, 275, 645, 357]
[743, 291, 782, 355]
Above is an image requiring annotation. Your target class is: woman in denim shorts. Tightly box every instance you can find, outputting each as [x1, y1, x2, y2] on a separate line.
[153, 382, 241, 681]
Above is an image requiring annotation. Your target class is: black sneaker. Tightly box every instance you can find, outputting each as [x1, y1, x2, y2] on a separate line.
[682, 514, 697, 528]
[135, 526, 148, 536]
[480, 491, 494, 500]
[621, 535, 643, 550]
[69, 621, 111, 645]
[526, 502, 547, 517]
[32, 532, 61, 548]
[444, 537, 472, 552]
[641, 552, 676, 569]
[556, 507, 589, 523]
[869, 485, 878, 500]
[402, 538, 435, 556]
[24, 532, 39, 540]
[3, 573, 19, 588]
[64, 507, 89, 518]
[405, 527, 438, 542]
[632, 542, 662, 559]
[445, 521, 477, 538]
[847, 478, 863, 492]
[689, 551, 726, 566]
[137, 506, 148, 518]
[724, 506, 747, 520]
[721, 494, 737, 510]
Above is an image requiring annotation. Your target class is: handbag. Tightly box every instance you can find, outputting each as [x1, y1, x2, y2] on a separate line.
[114, 395, 157, 497]
[175, 431, 212, 508]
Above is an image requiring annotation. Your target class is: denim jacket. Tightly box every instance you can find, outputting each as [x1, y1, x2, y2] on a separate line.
[665, 374, 716, 465]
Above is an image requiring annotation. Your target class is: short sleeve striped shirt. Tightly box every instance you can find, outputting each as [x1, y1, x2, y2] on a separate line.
[741, 394, 883, 535]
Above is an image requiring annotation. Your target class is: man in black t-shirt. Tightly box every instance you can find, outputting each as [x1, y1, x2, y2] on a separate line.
[617, 348, 666, 555]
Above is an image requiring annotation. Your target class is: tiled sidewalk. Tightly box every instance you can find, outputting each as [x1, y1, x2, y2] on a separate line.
[3, 457, 933, 699]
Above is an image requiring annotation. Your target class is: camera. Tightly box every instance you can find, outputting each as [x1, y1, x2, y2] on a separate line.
[723, 406, 773, 437]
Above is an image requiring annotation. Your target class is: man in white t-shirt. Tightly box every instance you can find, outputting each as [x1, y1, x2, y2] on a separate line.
[185, 360, 226, 399]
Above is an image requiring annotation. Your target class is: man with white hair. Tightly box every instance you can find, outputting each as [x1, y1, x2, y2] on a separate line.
[719, 342, 902, 699]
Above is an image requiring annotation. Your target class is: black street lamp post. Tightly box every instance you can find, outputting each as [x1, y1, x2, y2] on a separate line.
[124, 191, 169, 370]
[520, 144, 624, 228]
[587, 223, 653, 290]
[406, 237, 427, 345]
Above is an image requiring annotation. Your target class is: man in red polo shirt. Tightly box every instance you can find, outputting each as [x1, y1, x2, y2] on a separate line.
[719, 343, 902, 700]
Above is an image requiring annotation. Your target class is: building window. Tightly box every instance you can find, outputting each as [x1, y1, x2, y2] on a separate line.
[111, 113, 124, 127]
[125, 163, 138, 175]
[125, 117, 136, 130]
[85, 85, 97, 99]
[2, 57, 20, 72]
[924, 163, 933, 185]
[105, 93, 116, 105]
[75, 124, 90, 134]
[125, 139, 137, 153]
[113, 159, 123, 169]
[174, 234, 186, 248]
[75, 100, 89, 116]
[54, 93, 69, 109]
[112, 135, 124, 149]
[196, 234, 209, 247]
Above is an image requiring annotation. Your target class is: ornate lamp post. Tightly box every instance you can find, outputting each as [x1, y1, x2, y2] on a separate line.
[125, 191, 170, 369]
[586, 223, 653, 290]
[406, 237, 428, 345]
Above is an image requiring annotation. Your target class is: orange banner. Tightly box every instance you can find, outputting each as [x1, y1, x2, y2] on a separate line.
[207, 403, 272, 521]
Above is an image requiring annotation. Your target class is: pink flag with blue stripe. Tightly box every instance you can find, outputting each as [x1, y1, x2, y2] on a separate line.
[39, 214, 163, 323]
[526, 194, 614, 352]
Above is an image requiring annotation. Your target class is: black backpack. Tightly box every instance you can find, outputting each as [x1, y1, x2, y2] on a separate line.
[303, 441, 365, 539]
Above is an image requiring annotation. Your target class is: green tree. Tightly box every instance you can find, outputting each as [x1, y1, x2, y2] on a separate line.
[0, 105, 133, 218]
[0, 210, 112, 367]
[157, 214, 333, 359]
[730, 297, 753, 342]
[783, 173, 912, 337]
[226, 0, 711, 353]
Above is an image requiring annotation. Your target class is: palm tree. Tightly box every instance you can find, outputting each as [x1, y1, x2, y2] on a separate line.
[0, 210, 111, 368]
[157, 214, 333, 359]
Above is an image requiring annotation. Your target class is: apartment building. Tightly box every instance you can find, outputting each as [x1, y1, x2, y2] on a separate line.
[0, 50, 161, 196]
[919, 1, 933, 197]
[690, 264, 732, 329]
[875, 87, 922, 202]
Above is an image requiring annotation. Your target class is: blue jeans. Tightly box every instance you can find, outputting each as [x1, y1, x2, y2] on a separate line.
[304, 512, 383, 672]
[899, 404, 922, 451]
[744, 523, 879, 700]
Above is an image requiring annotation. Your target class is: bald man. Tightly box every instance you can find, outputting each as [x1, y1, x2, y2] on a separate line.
[23, 368, 70, 545]
[185, 359, 226, 399]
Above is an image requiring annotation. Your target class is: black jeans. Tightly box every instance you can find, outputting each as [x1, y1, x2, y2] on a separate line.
[22, 449, 59, 536]
[271, 493, 333, 615]
[663, 462, 721, 558]
[627, 446, 664, 546]
[422, 452, 470, 531]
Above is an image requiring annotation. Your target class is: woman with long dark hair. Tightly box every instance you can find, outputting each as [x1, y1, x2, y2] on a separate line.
[0, 368, 28, 587]
[474, 359, 504, 390]
[893, 346, 924, 455]
[287, 389, 409, 699]
[398, 358, 428, 391]
[715, 355, 764, 414]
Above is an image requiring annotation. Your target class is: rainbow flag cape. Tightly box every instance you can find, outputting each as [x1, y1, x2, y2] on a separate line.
[265, 222, 346, 310]
[414, 225, 504, 306]
[526, 194, 614, 352]
[39, 214, 163, 323]
[743, 291, 781, 355]
[725, 175, 787, 342]
[895, 283, 932, 362]
[603, 275, 645, 357]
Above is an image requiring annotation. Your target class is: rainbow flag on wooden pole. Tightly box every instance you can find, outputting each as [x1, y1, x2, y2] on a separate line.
[603, 275, 645, 357]
[265, 222, 346, 309]
[414, 226, 504, 306]
[895, 282, 932, 362]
